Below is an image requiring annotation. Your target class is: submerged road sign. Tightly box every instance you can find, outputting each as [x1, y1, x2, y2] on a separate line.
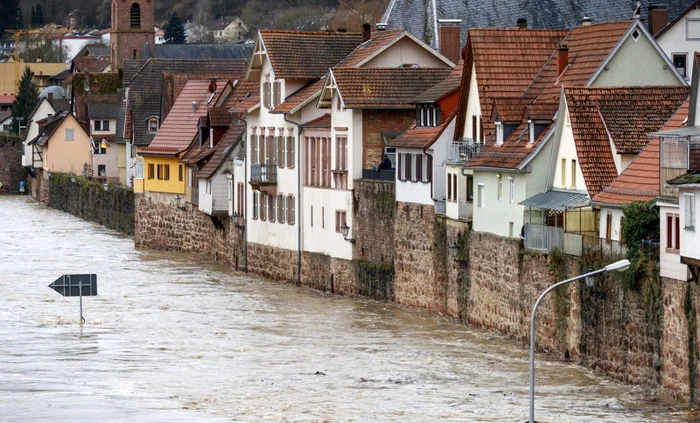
[48, 274, 97, 323]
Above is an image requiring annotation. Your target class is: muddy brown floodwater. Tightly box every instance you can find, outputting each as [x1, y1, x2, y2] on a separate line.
[0, 196, 696, 422]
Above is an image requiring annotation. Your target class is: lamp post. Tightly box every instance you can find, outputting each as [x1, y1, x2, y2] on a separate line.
[527, 259, 630, 423]
[340, 222, 356, 244]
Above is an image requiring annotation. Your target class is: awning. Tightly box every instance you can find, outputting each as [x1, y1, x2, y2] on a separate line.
[519, 189, 590, 212]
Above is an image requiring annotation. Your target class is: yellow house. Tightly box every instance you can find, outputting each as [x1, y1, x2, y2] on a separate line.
[28, 111, 92, 174]
[0, 62, 67, 95]
[137, 79, 227, 194]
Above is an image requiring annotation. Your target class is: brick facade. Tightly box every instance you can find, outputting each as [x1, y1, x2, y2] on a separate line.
[110, 0, 155, 70]
[0, 136, 24, 194]
[361, 110, 414, 169]
[352, 180, 395, 263]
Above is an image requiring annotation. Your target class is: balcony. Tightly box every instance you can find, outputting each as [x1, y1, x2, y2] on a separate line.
[361, 169, 395, 181]
[657, 130, 700, 199]
[445, 139, 482, 164]
[434, 199, 446, 215]
[250, 164, 277, 184]
[458, 201, 472, 220]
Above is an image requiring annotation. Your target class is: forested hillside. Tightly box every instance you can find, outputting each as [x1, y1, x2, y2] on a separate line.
[2, 0, 387, 36]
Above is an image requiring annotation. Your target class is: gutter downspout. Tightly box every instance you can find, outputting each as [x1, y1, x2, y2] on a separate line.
[284, 113, 302, 287]
[231, 114, 248, 273]
[424, 148, 434, 200]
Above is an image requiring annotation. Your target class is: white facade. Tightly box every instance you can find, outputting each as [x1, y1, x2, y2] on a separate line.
[659, 201, 688, 281]
[198, 172, 228, 215]
[0, 115, 11, 133]
[22, 98, 55, 168]
[553, 104, 589, 193]
[395, 148, 432, 205]
[460, 62, 482, 141]
[680, 188, 700, 261]
[598, 207, 625, 241]
[656, 7, 700, 81]
[471, 170, 528, 238]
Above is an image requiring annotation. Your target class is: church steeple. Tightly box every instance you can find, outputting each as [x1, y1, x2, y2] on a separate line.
[110, 0, 155, 71]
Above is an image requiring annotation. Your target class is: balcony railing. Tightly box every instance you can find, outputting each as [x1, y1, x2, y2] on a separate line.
[458, 201, 472, 220]
[523, 224, 563, 251]
[434, 199, 446, 215]
[250, 164, 277, 184]
[445, 139, 482, 164]
[361, 169, 395, 181]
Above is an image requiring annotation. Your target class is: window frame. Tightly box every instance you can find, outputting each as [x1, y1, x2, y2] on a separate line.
[684, 193, 695, 230]
[65, 128, 75, 141]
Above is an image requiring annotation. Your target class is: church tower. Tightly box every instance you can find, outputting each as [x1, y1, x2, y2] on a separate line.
[110, 0, 155, 71]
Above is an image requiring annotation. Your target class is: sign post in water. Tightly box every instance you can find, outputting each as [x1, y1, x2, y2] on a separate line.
[48, 274, 97, 324]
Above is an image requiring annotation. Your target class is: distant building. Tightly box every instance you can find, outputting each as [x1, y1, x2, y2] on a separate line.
[207, 17, 249, 42]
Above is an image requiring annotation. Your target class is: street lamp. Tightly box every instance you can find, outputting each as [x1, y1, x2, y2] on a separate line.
[71, 175, 76, 183]
[340, 222, 355, 244]
[448, 241, 459, 258]
[174, 194, 182, 208]
[527, 259, 630, 423]
[103, 182, 109, 191]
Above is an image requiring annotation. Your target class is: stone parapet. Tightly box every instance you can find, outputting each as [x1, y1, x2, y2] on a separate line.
[0, 136, 24, 194]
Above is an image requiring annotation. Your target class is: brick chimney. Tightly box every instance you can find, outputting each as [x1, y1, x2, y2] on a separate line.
[557, 42, 569, 76]
[438, 19, 462, 65]
[362, 23, 371, 42]
[648, 4, 668, 36]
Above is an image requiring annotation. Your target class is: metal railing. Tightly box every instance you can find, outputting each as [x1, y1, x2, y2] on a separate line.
[445, 140, 482, 164]
[434, 199, 446, 215]
[250, 164, 277, 184]
[458, 201, 471, 220]
[361, 169, 395, 181]
[523, 224, 564, 251]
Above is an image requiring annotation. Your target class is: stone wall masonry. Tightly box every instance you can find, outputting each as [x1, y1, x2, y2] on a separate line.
[352, 180, 395, 264]
[663, 278, 690, 402]
[45, 172, 134, 235]
[0, 136, 25, 194]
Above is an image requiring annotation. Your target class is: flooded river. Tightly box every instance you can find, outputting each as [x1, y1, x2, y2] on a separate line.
[0, 196, 693, 422]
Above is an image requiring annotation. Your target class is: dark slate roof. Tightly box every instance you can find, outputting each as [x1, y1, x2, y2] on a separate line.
[379, 0, 694, 49]
[143, 43, 253, 60]
[88, 102, 118, 120]
[126, 59, 248, 146]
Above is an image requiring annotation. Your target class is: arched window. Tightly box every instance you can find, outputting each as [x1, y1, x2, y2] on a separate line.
[130, 3, 141, 29]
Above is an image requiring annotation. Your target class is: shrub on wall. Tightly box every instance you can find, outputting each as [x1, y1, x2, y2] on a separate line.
[620, 200, 660, 289]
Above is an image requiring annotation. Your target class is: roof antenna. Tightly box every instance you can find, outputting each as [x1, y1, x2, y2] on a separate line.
[633, 1, 641, 18]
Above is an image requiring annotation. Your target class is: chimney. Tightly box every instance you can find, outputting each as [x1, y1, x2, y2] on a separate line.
[556, 42, 569, 76]
[376, 22, 388, 31]
[516, 18, 527, 29]
[438, 19, 462, 65]
[192, 101, 197, 112]
[362, 23, 371, 42]
[648, 4, 668, 36]
[581, 16, 593, 25]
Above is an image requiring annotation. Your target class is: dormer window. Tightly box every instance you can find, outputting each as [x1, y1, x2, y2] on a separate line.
[417, 105, 442, 127]
[147, 117, 159, 133]
[496, 121, 504, 145]
[528, 120, 535, 144]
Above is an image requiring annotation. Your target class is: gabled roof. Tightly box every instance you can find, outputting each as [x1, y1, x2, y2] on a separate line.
[593, 98, 689, 206]
[379, 0, 694, 50]
[522, 21, 634, 103]
[88, 101, 118, 120]
[208, 107, 233, 127]
[270, 79, 325, 114]
[72, 55, 110, 73]
[141, 80, 226, 155]
[124, 59, 247, 146]
[0, 109, 11, 123]
[224, 80, 260, 113]
[564, 86, 690, 155]
[413, 60, 463, 103]
[455, 28, 567, 138]
[28, 111, 72, 147]
[330, 67, 452, 109]
[259, 30, 363, 79]
[390, 111, 457, 149]
[465, 121, 553, 170]
[335, 29, 405, 68]
[198, 121, 245, 179]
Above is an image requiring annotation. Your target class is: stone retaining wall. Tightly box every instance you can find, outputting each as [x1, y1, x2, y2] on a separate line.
[0, 136, 25, 194]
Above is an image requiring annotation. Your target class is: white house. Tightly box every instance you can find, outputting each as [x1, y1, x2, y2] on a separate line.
[22, 96, 61, 168]
[655, 2, 700, 81]
[198, 121, 245, 216]
[88, 101, 119, 182]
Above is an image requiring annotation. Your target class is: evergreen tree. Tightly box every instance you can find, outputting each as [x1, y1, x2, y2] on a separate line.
[11, 66, 39, 134]
[163, 11, 185, 44]
[35, 4, 44, 27]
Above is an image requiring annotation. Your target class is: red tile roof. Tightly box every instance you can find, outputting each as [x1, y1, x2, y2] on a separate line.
[271, 79, 325, 114]
[301, 113, 331, 128]
[0, 94, 15, 104]
[199, 121, 245, 179]
[390, 112, 456, 149]
[455, 28, 567, 138]
[220, 80, 259, 109]
[208, 107, 232, 127]
[260, 30, 363, 79]
[465, 121, 552, 170]
[592, 98, 689, 206]
[413, 60, 463, 103]
[141, 80, 225, 155]
[334, 30, 405, 68]
[332, 67, 452, 108]
[73, 56, 111, 73]
[523, 21, 633, 104]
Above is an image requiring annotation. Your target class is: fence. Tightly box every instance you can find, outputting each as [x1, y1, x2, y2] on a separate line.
[523, 224, 564, 251]
[445, 141, 482, 164]
[361, 169, 395, 181]
[250, 164, 277, 184]
[434, 199, 446, 215]
[523, 224, 627, 259]
[458, 201, 471, 220]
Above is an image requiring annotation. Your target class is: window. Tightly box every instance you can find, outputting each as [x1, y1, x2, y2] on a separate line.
[278, 194, 285, 223]
[466, 176, 473, 202]
[178, 165, 183, 182]
[334, 136, 348, 189]
[571, 159, 577, 188]
[65, 128, 74, 141]
[228, 180, 232, 202]
[269, 195, 276, 222]
[673, 53, 688, 78]
[305, 137, 331, 187]
[206, 180, 212, 194]
[495, 122, 503, 144]
[322, 207, 325, 229]
[335, 210, 346, 233]
[97, 165, 106, 177]
[687, 19, 700, 40]
[263, 81, 271, 108]
[509, 177, 514, 203]
[273, 81, 282, 108]
[148, 118, 158, 133]
[528, 120, 535, 144]
[452, 174, 457, 201]
[93, 141, 107, 155]
[94, 120, 102, 131]
[447, 172, 452, 200]
[250, 134, 258, 165]
[606, 213, 612, 240]
[237, 183, 244, 217]
[287, 195, 295, 224]
[497, 174, 502, 200]
[148, 163, 154, 179]
[277, 134, 285, 168]
[165, 164, 170, 181]
[311, 205, 314, 227]
[253, 192, 259, 219]
[261, 194, 267, 221]
[418, 106, 441, 127]
[130, 3, 141, 29]
[472, 115, 478, 141]
[188, 168, 193, 187]
[561, 158, 566, 188]
[685, 193, 695, 230]
[478, 183, 485, 208]
[156, 164, 162, 180]
[666, 213, 681, 252]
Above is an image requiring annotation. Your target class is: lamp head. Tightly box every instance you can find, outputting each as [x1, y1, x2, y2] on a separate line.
[340, 223, 350, 238]
[604, 259, 631, 272]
